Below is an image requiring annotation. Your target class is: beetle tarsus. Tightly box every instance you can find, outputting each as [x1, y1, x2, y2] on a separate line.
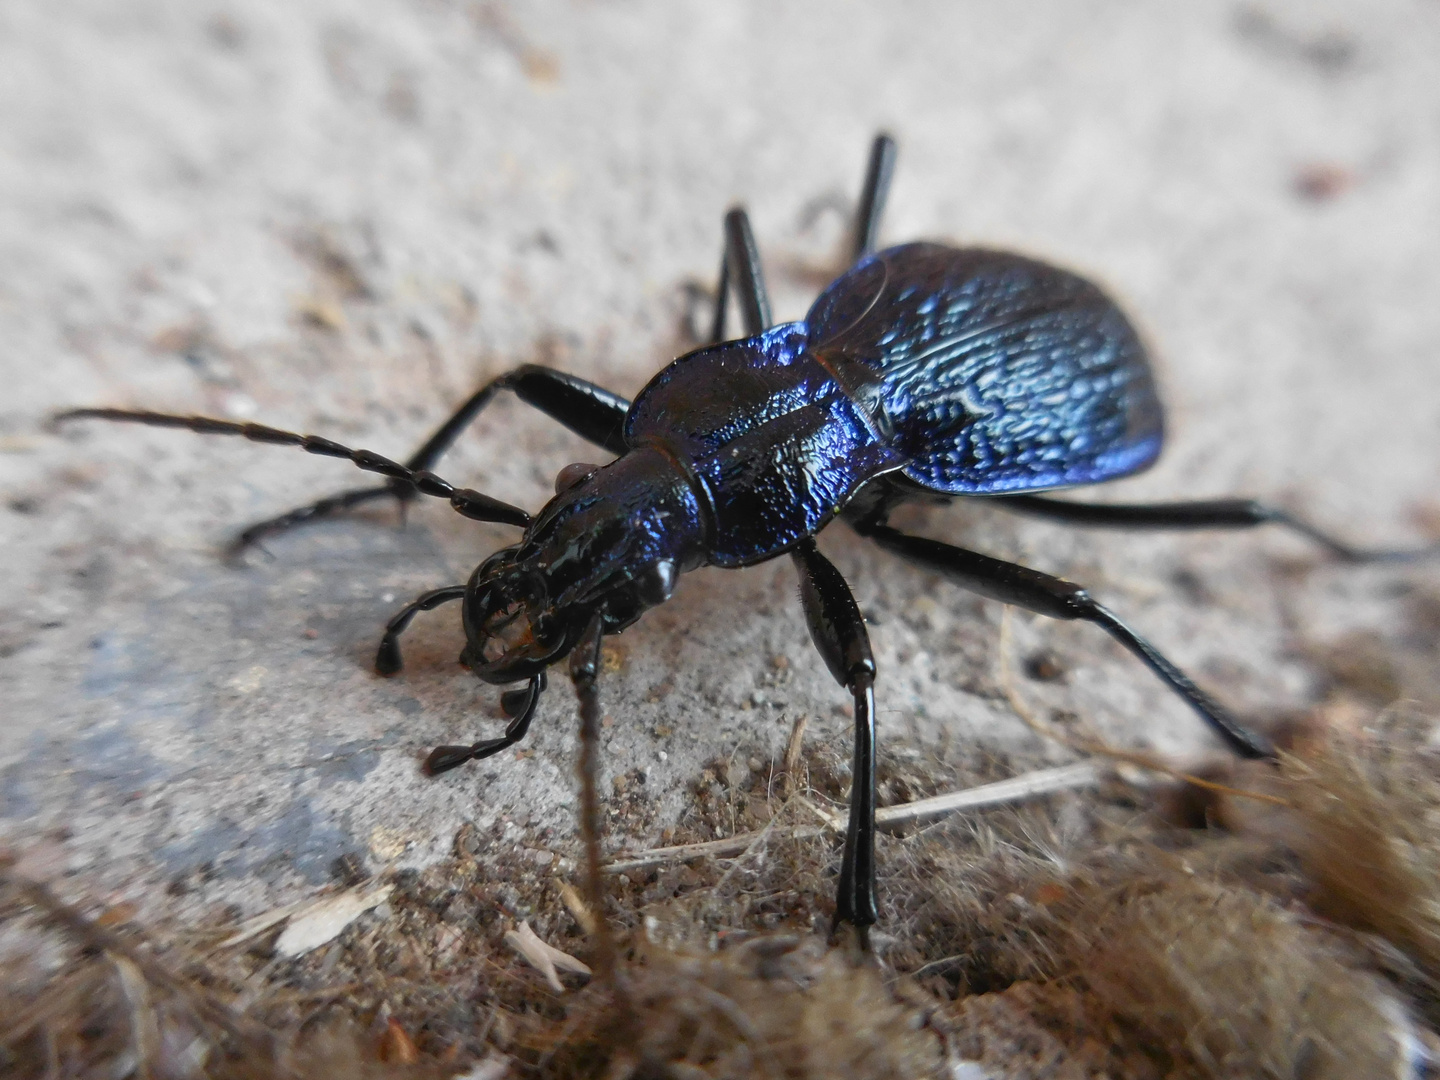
[227, 484, 407, 556]
[854, 133, 897, 260]
[568, 614, 623, 986]
[424, 744, 476, 775]
[375, 637, 403, 677]
[376, 586, 467, 677]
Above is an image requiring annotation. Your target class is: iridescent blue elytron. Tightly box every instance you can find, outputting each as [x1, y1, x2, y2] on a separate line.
[58, 135, 1434, 946]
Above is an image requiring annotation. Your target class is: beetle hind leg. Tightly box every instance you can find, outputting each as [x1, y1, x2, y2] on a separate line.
[853, 133, 897, 261]
[996, 494, 1440, 564]
[709, 208, 774, 342]
[229, 483, 403, 558]
[857, 521, 1275, 761]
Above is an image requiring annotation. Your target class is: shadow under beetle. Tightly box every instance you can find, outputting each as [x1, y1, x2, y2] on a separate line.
[58, 135, 1437, 945]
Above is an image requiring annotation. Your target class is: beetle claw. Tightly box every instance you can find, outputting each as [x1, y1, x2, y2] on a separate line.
[424, 744, 475, 775]
[376, 636, 403, 676]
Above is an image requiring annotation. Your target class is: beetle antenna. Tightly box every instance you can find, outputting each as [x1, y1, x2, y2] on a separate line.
[53, 409, 531, 528]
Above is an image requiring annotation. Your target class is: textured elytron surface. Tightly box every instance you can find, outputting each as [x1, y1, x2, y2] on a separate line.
[810, 243, 1165, 494]
[625, 325, 904, 566]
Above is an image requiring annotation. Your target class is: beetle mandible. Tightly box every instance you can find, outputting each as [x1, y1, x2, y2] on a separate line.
[58, 135, 1437, 944]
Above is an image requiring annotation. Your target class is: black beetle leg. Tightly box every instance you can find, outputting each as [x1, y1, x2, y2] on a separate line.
[996, 494, 1440, 564]
[710, 208, 773, 342]
[792, 538, 879, 946]
[425, 672, 547, 775]
[375, 585, 467, 676]
[708, 244, 731, 344]
[203, 364, 630, 554]
[405, 364, 632, 470]
[853, 133, 897, 261]
[228, 484, 403, 557]
[568, 612, 620, 980]
[858, 522, 1275, 761]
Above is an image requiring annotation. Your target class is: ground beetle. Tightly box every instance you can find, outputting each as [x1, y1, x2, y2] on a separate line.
[58, 135, 1437, 945]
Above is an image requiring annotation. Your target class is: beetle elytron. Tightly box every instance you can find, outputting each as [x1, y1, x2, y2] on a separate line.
[59, 135, 1434, 944]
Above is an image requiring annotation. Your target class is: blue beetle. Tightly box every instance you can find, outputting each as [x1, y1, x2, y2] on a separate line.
[58, 136, 1432, 943]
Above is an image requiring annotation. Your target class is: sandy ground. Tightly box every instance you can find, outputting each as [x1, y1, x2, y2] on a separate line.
[2, 0, 1439, 921]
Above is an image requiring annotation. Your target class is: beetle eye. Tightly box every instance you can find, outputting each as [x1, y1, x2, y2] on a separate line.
[555, 462, 599, 494]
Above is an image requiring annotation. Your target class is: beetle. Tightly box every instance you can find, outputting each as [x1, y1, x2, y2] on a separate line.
[57, 135, 1435, 944]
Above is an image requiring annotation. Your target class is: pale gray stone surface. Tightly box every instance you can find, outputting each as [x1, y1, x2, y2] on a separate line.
[2, 0, 1438, 917]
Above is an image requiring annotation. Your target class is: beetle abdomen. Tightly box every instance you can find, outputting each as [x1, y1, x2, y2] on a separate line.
[808, 243, 1164, 494]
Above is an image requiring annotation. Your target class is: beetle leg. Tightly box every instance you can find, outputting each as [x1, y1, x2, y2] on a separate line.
[858, 522, 1275, 761]
[792, 538, 878, 946]
[375, 585, 466, 675]
[996, 494, 1440, 564]
[708, 244, 731, 344]
[710, 208, 773, 342]
[424, 672, 547, 775]
[853, 133, 897, 261]
[233, 365, 631, 552]
[58, 366, 631, 555]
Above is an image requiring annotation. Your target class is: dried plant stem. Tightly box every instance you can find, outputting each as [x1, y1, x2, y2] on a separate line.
[780, 713, 807, 798]
[602, 762, 1101, 875]
[576, 679, 618, 982]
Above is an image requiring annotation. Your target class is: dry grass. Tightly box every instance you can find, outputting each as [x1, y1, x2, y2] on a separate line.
[5, 712, 1440, 1079]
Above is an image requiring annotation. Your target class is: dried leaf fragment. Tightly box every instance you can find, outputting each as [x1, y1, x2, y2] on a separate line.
[377, 1018, 419, 1064]
[503, 920, 591, 992]
[273, 884, 393, 958]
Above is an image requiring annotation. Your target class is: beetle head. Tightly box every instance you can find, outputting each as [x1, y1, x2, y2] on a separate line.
[458, 451, 699, 684]
[458, 547, 569, 683]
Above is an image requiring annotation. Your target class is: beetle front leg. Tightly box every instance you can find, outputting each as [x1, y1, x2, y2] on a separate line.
[858, 522, 1274, 761]
[375, 585, 466, 675]
[424, 672, 547, 775]
[792, 538, 879, 945]
[227, 364, 631, 553]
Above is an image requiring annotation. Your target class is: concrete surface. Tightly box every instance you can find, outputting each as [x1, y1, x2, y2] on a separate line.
[3, 0, 1439, 918]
